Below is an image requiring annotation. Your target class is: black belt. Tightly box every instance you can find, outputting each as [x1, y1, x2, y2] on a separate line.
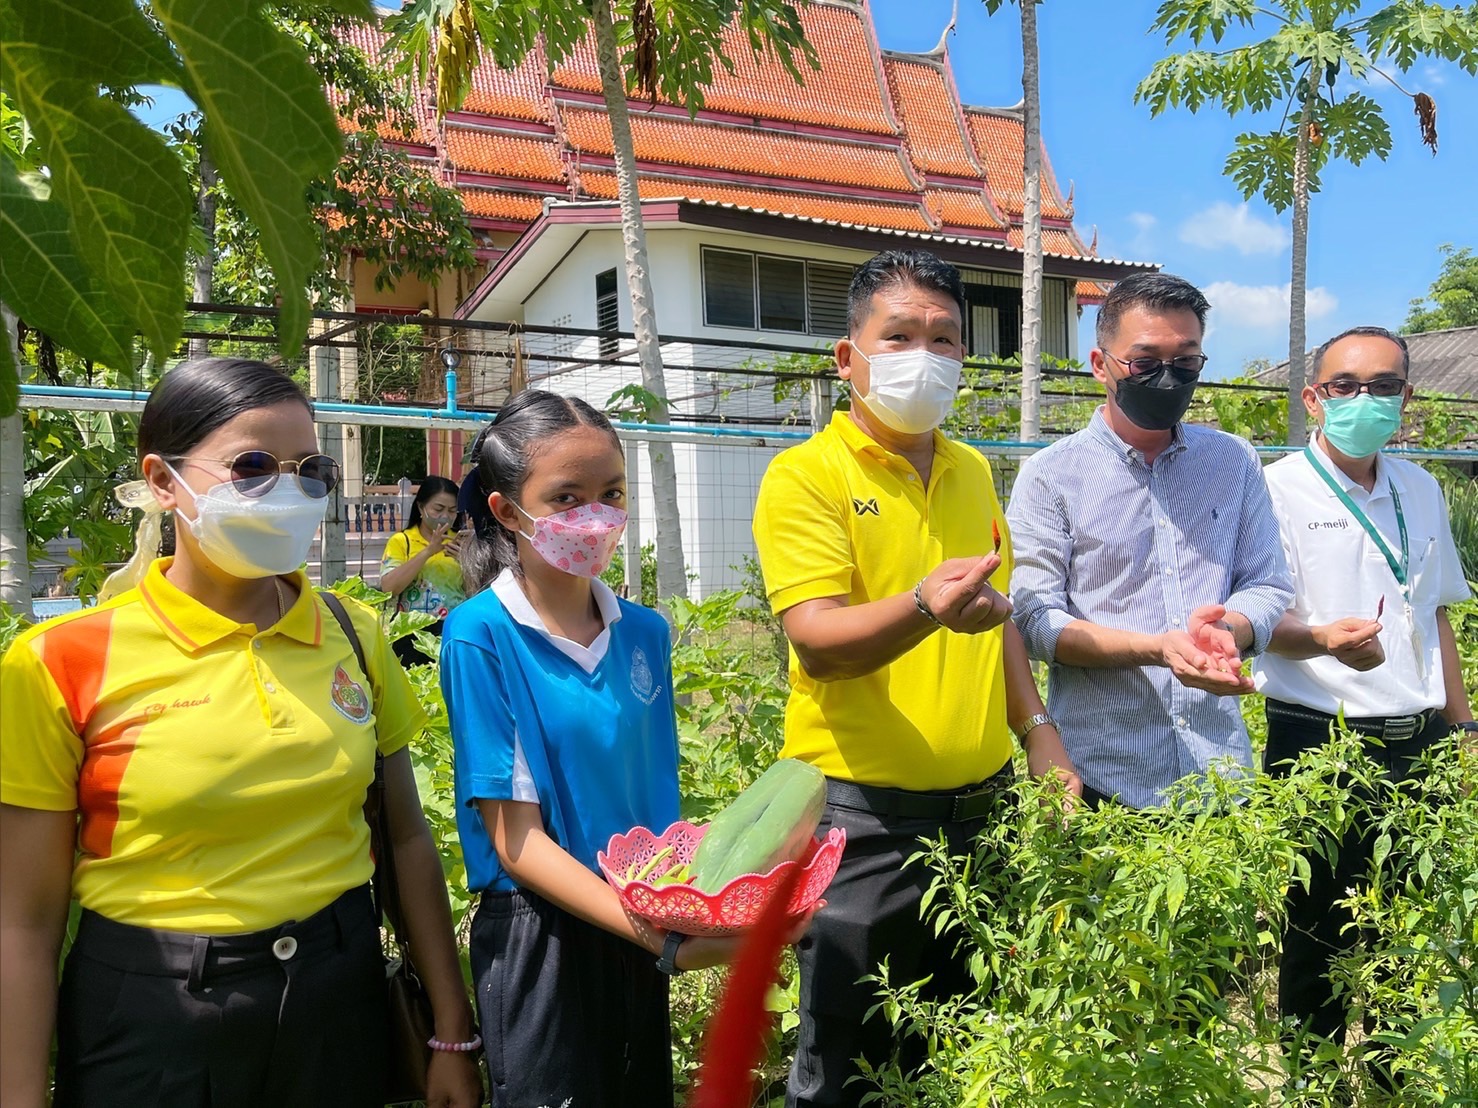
[1266, 699, 1440, 743]
[825, 762, 1014, 823]
[71, 884, 374, 990]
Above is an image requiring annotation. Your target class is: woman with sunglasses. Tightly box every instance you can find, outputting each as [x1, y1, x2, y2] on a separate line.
[0, 359, 482, 1108]
[380, 475, 468, 667]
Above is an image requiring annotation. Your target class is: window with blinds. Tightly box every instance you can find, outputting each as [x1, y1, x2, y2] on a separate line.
[701, 247, 855, 336]
[595, 268, 619, 358]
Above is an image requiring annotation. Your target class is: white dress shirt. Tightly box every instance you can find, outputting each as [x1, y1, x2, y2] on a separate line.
[1253, 435, 1470, 717]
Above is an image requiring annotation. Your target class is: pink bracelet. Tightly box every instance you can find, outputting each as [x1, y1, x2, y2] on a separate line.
[427, 1034, 483, 1053]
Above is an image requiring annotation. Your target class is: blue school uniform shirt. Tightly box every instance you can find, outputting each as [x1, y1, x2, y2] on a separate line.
[442, 568, 681, 893]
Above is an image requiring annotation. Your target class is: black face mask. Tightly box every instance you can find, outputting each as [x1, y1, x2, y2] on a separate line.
[1111, 365, 1199, 431]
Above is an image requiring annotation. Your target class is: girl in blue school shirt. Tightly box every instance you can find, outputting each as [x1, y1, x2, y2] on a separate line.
[440, 391, 742, 1108]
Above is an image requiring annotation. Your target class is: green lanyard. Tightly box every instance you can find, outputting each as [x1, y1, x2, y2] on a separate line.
[1303, 446, 1408, 591]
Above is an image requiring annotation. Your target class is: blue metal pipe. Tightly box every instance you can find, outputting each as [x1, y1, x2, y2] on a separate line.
[16, 384, 1476, 458]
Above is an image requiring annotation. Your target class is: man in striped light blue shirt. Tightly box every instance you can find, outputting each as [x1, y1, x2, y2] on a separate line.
[1008, 273, 1293, 809]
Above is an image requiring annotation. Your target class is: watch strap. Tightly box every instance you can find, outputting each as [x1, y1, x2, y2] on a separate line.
[656, 930, 686, 976]
[1015, 712, 1058, 743]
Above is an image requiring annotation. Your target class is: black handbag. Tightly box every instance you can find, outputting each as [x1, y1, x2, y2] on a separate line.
[320, 592, 435, 1105]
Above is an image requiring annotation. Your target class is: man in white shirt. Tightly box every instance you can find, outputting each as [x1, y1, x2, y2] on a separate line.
[1256, 325, 1475, 1077]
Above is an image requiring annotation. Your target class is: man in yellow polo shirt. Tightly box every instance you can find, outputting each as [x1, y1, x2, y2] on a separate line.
[754, 250, 1080, 1108]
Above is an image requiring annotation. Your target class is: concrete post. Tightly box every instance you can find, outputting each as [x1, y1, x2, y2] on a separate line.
[809, 375, 833, 434]
[313, 334, 347, 587]
[623, 438, 642, 602]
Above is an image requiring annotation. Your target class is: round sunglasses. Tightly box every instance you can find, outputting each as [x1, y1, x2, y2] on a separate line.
[170, 450, 342, 499]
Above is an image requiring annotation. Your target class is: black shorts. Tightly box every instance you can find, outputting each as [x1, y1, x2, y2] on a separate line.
[54, 885, 387, 1108]
[472, 886, 673, 1108]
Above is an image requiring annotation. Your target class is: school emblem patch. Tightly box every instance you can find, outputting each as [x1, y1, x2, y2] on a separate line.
[630, 646, 661, 706]
[330, 663, 372, 724]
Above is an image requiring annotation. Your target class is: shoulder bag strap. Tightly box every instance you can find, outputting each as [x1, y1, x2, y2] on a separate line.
[318, 590, 406, 942]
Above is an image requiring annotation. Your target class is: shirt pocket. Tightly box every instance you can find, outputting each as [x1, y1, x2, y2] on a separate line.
[1406, 534, 1440, 605]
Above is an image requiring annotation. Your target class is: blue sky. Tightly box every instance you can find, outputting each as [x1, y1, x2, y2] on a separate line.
[870, 0, 1477, 377]
[137, 2, 1476, 378]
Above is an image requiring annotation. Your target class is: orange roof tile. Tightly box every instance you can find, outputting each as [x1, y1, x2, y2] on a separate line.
[329, 21, 437, 144]
[560, 107, 916, 193]
[963, 108, 1070, 221]
[460, 189, 549, 221]
[1006, 226, 1089, 257]
[550, 2, 897, 135]
[882, 57, 981, 179]
[462, 50, 551, 121]
[444, 129, 566, 183]
[580, 171, 934, 232]
[925, 188, 1004, 231]
[1076, 279, 1108, 303]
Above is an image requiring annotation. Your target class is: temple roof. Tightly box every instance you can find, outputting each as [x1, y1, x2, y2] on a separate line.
[881, 54, 984, 181]
[335, 2, 1133, 281]
[548, 2, 899, 136]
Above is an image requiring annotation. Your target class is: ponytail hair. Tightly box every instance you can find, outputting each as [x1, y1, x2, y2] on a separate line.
[459, 390, 621, 593]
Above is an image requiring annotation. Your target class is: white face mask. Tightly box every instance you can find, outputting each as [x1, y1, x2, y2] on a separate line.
[854, 348, 963, 435]
[166, 462, 327, 579]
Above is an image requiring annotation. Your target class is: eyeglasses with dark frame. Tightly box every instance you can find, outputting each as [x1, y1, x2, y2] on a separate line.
[169, 450, 341, 499]
[1104, 352, 1209, 378]
[1312, 376, 1408, 400]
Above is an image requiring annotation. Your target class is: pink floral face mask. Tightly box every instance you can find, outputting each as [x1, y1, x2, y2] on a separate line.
[513, 500, 627, 578]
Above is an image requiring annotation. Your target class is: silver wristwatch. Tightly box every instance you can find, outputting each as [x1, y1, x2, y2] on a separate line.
[1015, 712, 1058, 743]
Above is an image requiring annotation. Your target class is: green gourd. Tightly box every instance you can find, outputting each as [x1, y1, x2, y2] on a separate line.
[691, 758, 827, 893]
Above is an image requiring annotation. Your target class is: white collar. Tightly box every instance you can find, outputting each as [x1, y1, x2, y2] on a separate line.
[491, 567, 622, 674]
[1308, 432, 1390, 501]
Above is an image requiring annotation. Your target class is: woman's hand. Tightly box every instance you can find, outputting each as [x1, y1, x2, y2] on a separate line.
[673, 906, 822, 971]
[424, 1049, 483, 1108]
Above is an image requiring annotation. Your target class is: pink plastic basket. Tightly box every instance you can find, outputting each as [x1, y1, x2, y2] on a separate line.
[599, 820, 846, 937]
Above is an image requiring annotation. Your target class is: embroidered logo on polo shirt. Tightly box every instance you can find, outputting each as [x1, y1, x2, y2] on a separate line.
[330, 663, 372, 724]
[630, 646, 662, 706]
[852, 497, 880, 516]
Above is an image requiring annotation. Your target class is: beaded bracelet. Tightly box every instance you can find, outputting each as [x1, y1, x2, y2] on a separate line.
[427, 1034, 483, 1053]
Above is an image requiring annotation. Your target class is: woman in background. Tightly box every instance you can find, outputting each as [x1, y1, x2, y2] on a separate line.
[380, 475, 468, 666]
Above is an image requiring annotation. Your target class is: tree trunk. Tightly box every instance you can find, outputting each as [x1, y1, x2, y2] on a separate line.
[0, 303, 33, 620]
[1287, 83, 1316, 447]
[1017, 0, 1044, 442]
[592, 0, 688, 606]
[188, 147, 219, 359]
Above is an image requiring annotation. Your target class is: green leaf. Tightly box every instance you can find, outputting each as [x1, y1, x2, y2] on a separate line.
[152, 0, 346, 355]
[0, 0, 192, 359]
[1371, 831, 1392, 871]
[1319, 90, 1392, 166]
[0, 158, 133, 370]
[0, 0, 179, 91]
[1165, 864, 1189, 920]
[1150, 0, 1259, 45]
[1224, 129, 1301, 210]
[1437, 979, 1461, 1012]
[1365, 3, 1478, 75]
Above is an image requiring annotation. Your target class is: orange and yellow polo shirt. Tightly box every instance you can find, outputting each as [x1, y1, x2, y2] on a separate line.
[0, 559, 425, 934]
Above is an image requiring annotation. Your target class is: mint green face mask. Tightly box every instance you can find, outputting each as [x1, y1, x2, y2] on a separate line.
[1319, 393, 1404, 458]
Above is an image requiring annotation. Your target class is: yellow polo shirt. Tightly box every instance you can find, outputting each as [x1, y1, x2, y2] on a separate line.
[753, 411, 1012, 791]
[0, 559, 425, 933]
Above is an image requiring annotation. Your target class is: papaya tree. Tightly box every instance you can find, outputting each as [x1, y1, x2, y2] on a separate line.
[982, 0, 1047, 442]
[1136, 0, 1478, 445]
[387, 0, 817, 605]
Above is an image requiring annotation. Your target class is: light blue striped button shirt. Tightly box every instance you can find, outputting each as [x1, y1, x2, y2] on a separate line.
[1007, 410, 1293, 809]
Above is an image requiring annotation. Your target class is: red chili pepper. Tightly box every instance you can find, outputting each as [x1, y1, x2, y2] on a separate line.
[992, 519, 1002, 553]
[1377, 596, 1385, 619]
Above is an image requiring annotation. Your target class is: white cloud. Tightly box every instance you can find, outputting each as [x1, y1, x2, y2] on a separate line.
[1128, 212, 1157, 232]
[1421, 64, 1447, 87]
[1205, 282, 1338, 330]
[1179, 202, 1289, 255]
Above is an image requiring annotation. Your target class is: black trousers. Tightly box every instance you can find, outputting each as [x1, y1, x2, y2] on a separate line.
[786, 776, 1011, 1108]
[472, 886, 673, 1108]
[1263, 699, 1447, 1047]
[54, 885, 387, 1108]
